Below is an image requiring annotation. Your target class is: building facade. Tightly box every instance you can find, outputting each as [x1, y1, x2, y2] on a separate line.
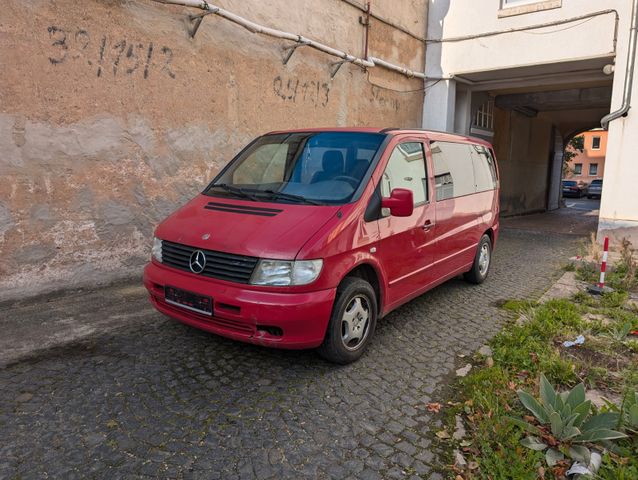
[1, 0, 637, 300]
[0, 0, 427, 300]
[424, 0, 638, 240]
[565, 130, 607, 184]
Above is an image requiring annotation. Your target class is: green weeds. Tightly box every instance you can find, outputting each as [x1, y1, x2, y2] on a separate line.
[442, 296, 638, 479]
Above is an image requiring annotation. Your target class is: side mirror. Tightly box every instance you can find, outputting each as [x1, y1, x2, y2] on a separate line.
[381, 188, 414, 217]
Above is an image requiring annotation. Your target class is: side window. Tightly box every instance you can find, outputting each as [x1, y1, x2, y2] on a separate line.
[380, 142, 427, 205]
[431, 141, 476, 201]
[471, 145, 498, 192]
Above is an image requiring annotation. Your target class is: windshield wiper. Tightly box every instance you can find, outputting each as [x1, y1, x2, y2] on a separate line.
[209, 183, 258, 201]
[260, 190, 322, 205]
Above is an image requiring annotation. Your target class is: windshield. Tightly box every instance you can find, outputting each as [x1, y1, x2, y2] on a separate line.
[563, 181, 577, 186]
[591, 180, 602, 185]
[204, 132, 385, 205]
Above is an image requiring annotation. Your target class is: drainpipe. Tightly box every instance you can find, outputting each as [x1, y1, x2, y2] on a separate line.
[368, 56, 426, 79]
[363, 1, 371, 60]
[154, 0, 376, 67]
[601, 0, 638, 129]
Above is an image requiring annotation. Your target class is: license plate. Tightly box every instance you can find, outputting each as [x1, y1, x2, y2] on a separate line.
[164, 286, 213, 316]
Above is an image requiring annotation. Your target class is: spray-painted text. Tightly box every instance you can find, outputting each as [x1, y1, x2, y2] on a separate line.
[273, 76, 330, 107]
[46, 26, 175, 80]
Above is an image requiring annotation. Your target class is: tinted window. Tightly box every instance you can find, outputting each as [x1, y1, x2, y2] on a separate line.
[430, 141, 476, 201]
[205, 132, 385, 205]
[563, 181, 576, 186]
[380, 142, 427, 205]
[591, 179, 603, 185]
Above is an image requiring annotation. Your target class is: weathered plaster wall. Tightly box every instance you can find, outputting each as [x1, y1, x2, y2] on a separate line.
[493, 108, 553, 216]
[0, 0, 426, 300]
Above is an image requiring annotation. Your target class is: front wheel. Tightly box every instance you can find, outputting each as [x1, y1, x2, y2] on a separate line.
[318, 277, 378, 364]
[464, 234, 492, 284]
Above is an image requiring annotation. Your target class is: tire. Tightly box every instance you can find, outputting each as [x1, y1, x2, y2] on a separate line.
[464, 234, 492, 284]
[318, 277, 378, 364]
[587, 195, 592, 199]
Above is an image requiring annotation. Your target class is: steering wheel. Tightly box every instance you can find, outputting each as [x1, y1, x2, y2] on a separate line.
[332, 175, 359, 188]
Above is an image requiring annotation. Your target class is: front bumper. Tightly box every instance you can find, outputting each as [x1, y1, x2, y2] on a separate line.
[143, 262, 336, 349]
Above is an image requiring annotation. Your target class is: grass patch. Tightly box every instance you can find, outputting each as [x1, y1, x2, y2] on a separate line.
[601, 291, 629, 309]
[442, 296, 638, 479]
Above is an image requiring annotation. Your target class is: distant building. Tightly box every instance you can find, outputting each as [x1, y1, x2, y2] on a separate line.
[565, 130, 607, 184]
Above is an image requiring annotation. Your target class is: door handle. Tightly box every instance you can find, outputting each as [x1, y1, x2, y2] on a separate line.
[422, 220, 434, 231]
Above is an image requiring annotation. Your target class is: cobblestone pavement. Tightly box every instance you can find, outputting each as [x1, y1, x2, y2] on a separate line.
[1, 229, 576, 479]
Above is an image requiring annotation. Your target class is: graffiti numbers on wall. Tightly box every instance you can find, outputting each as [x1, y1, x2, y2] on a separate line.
[46, 26, 176, 80]
[273, 76, 330, 107]
[371, 86, 400, 112]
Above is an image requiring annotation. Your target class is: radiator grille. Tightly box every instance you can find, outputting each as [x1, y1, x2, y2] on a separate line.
[161, 240, 259, 284]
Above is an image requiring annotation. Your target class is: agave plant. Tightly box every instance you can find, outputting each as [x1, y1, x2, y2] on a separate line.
[509, 373, 627, 467]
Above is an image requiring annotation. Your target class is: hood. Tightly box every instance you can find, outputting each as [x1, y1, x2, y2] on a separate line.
[155, 194, 341, 259]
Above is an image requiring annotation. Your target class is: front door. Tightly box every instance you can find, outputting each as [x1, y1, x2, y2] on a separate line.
[376, 138, 436, 309]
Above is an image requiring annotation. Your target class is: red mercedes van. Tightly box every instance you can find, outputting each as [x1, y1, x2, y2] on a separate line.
[144, 128, 499, 364]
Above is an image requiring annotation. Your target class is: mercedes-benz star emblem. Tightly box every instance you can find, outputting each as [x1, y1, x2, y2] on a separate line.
[189, 250, 206, 274]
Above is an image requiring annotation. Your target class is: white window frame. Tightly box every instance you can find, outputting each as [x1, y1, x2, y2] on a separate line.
[573, 163, 583, 176]
[499, 0, 561, 18]
[589, 163, 598, 176]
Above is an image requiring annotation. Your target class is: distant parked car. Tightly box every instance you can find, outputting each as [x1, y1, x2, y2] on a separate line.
[562, 180, 587, 198]
[587, 179, 603, 199]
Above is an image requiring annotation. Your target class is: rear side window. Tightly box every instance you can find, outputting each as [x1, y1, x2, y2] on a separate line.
[471, 145, 498, 192]
[380, 142, 428, 205]
[430, 142, 475, 201]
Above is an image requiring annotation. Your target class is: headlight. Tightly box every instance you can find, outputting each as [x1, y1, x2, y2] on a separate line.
[250, 259, 323, 286]
[152, 237, 163, 263]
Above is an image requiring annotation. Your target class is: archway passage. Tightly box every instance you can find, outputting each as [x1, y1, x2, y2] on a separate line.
[451, 56, 614, 235]
[492, 86, 611, 216]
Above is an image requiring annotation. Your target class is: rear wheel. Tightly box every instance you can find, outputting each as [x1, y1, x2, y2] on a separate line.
[318, 277, 377, 364]
[464, 234, 492, 284]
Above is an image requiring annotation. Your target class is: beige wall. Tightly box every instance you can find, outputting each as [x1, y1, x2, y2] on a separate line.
[0, 0, 427, 300]
[493, 107, 553, 216]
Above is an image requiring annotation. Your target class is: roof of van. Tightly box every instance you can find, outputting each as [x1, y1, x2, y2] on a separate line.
[265, 127, 492, 147]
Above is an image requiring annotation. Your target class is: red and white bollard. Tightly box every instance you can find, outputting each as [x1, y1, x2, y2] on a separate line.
[588, 236, 612, 295]
[598, 236, 609, 289]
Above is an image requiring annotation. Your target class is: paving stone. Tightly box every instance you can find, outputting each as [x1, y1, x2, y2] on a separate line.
[0, 230, 574, 477]
[395, 441, 417, 456]
[478, 345, 493, 357]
